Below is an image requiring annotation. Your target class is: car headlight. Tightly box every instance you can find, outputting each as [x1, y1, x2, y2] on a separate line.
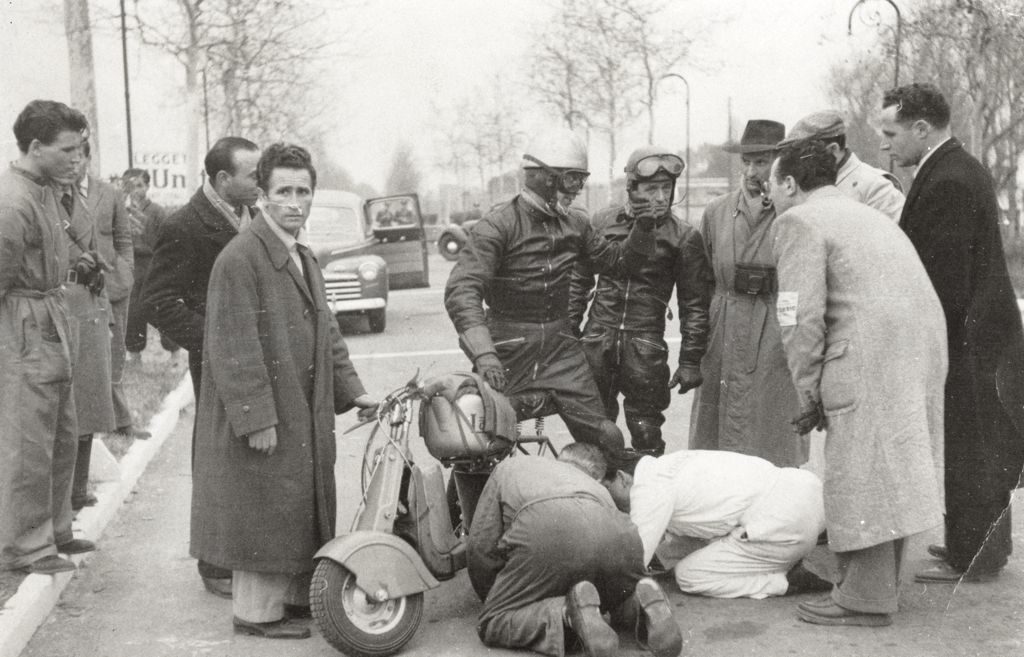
[358, 261, 380, 281]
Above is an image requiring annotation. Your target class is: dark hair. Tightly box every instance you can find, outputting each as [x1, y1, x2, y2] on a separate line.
[123, 167, 150, 185]
[82, 140, 91, 159]
[775, 139, 838, 192]
[204, 136, 259, 179]
[12, 100, 88, 154]
[256, 142, 317, 192]
[882, 83, 951, 129]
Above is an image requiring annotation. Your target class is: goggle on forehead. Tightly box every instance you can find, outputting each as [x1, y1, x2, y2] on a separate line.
[523, 154, 590, 194]
[632, 154, 685, 178]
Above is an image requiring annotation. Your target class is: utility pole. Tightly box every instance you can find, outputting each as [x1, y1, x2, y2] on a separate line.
[120, 0, 133, 168]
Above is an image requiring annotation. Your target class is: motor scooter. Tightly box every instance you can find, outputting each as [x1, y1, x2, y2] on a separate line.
[310, 372, 556, 657]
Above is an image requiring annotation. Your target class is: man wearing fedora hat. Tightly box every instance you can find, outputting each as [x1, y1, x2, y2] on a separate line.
[689, 119, 804, 468]
[780, 110, 904, 221]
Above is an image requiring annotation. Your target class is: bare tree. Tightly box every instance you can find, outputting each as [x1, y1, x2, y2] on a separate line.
[63, 0, 101, 173]
[385, 142, 421, 195]
[528, 0, 702, 196]
[128, 0, 345, 189]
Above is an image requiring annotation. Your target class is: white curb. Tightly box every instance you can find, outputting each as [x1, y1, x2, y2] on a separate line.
[0, 372, 194, 657]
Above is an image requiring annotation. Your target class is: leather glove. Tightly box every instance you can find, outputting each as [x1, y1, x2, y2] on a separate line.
[87, 269, 106, 296]
[631, 200, 666, 231]
[474, 352, 507, 391]
[668, 365, 703, 394]
[74, 251, 98, 277]
[791, 400, 826, 435]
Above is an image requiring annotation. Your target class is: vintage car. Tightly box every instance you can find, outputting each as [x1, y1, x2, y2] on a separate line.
[306, 192, 389, 333]
[436, 208, 484, 261]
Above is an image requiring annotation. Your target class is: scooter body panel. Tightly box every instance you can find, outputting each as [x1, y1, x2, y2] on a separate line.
[314, 530, 440, 599]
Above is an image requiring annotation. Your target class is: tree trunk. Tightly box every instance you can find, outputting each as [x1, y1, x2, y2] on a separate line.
[63, 0, 100, 175]
[185, 48, 202, 191]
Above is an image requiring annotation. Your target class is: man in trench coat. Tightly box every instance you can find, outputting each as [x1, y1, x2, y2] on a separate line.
[879, 83, 1024, 583]
[769, 139, 947, 626]
[0, 100, 93, 575]
[689, 120, 804, 467]
[190, 143, 378, 639]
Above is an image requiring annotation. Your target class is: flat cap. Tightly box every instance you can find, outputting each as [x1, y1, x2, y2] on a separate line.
[778, 110, 846, 147]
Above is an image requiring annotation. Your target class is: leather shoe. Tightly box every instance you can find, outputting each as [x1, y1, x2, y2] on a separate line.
[914, 562, 1001, 584]
[633, 578, 682, 657]
[57, 539, 96, 555]
[233, 617, 311, 639]
[203, 576, 233, 599]
[115, 425, 151, 440]
[797, 599, 892, 627]
[22, 555, 76, 575]
[926, 544, 948, 561]
[565, 581, 618, 657]
[284, 603, 312, 619]
[785, 563, 833, 595]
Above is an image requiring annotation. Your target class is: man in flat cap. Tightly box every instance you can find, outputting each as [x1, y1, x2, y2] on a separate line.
[690, 120, 804, 468]
[781, 110, 904, 221]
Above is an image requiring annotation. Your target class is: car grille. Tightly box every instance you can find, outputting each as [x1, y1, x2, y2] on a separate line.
[324, 274, 362, 301]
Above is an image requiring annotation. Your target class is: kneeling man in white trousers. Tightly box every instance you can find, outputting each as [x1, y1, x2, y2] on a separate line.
[604, 450, 827, 599]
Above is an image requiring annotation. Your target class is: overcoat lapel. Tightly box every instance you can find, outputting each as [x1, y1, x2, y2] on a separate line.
[250, 213, 315, 307]
[900, 138, 961, 225]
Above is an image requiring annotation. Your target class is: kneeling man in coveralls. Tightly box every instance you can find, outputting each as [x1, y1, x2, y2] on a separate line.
[467, 442, 682, 657]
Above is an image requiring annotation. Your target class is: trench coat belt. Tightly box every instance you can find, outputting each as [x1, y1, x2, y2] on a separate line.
[5, 285, 75, 363]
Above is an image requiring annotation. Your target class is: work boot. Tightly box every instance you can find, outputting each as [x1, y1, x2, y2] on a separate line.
[565, 581, 618, 657]
[633, 578, 682, 657]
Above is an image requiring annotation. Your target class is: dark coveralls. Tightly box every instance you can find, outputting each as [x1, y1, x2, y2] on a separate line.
[468, 456, 645, 657]
[569, 206, 711, 454]
[444, 195, 654, 459]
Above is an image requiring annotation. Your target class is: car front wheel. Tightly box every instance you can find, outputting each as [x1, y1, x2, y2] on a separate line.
[437, 233, 463, 261]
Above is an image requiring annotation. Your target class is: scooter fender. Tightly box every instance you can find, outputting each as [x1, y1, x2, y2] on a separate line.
[314, 531, 440, 600]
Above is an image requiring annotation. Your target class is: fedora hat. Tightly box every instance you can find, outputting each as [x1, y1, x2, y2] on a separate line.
[723, 120, 786, 154]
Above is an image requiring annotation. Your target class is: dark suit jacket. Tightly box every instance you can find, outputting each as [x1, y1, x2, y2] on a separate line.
[900, 138, 1024, 489]
[87, 176, 134, 301]
[141, 188, 237, 359]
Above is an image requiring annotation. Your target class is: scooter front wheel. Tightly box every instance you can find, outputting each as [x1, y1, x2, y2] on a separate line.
[311, 559, 424, 657]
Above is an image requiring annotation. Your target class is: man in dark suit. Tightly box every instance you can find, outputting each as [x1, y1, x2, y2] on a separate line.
[142, 136, 260, 597]
[879, 83, 1024, 583]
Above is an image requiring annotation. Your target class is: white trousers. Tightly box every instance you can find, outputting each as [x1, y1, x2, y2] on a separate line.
[233, 570, 311, 622]
[673, 468, 826, 599]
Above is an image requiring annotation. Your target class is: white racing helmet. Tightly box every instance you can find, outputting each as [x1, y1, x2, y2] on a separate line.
[521, 127, 588, 171]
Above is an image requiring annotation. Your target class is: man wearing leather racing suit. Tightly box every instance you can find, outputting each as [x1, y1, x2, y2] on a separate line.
[445, 128, 657, 471]
[570, 146, 711, 456]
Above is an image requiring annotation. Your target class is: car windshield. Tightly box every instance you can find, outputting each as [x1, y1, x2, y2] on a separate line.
[306, 205, 366, 246]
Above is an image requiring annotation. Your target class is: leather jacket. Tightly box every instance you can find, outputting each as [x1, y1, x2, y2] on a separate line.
[569, 205, 711, 366]
[445, 195, 655, 359]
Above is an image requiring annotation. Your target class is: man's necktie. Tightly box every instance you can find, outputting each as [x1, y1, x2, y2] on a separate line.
[61, 191, 74, 218]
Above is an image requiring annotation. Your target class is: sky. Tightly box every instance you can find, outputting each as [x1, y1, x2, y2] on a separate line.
[0, 0, 901, 202]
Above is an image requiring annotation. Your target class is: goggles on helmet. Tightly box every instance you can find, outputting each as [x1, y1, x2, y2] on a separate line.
[631, 154, 685, 179]
[523, 154, 590, 194]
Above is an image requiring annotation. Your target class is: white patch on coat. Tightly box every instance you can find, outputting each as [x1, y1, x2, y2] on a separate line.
[777, 291, 798, 327]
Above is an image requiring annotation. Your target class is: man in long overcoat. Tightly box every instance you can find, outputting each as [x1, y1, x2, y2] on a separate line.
[0, 100, 93, 575]
[190, 143, 378, 639]
[880, 83, 1024, 583]
[689, 120, 804, 467]
[64, 142, 117, 511]
[769, 139, 947, 626]
[142, 136, 260, 596]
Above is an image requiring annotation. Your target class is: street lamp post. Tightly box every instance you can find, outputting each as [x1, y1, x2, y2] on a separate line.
[847, 0, 902, 88]
[658, 73, 691, 222]
[848, 0, 902, 173]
